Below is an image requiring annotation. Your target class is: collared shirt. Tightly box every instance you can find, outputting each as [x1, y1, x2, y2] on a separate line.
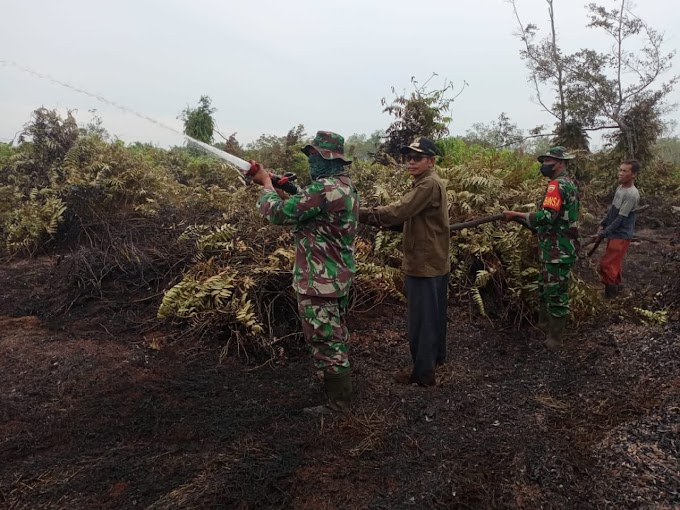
[359, 168, 450, 277]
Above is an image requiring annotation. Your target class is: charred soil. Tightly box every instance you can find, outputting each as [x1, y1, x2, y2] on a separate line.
[0, 225, 678, 510]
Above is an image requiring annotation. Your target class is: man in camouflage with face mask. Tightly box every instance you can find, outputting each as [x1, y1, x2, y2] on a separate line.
[250, 131, 358, 413]
[503, 146, 580, 350]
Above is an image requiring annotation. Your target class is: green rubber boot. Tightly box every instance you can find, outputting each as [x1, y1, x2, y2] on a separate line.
[304, 370, 352, 415]
[545, 315, 567, 351]
[325, 370, 352, 412]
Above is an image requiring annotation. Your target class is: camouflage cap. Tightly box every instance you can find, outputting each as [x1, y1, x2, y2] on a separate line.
[302, 131, 351, 164]
[537, 146, 576, 163]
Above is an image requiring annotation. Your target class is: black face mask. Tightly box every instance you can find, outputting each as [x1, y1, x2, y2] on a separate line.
[540, 163, 556, 177]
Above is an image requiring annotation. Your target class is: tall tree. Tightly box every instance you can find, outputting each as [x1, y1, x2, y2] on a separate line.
[510, 0, 569, 132]
[510, 0, 676, 160]
[568, 2, 677, 159]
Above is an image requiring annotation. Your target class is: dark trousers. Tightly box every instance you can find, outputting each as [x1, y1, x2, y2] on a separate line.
[405, 274, 449, 380]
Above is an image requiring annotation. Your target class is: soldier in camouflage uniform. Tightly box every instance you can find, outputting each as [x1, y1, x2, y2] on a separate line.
[250, 131, 358, 413]
[503, 146, 580, 350]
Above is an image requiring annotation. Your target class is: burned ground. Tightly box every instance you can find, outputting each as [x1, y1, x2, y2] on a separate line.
[0, 225, 678, 510]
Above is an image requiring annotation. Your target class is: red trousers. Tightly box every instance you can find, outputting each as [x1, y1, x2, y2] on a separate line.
[598, 239, 631, 285]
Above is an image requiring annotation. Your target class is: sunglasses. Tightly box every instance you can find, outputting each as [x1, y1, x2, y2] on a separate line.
[404, 153, 429, 162]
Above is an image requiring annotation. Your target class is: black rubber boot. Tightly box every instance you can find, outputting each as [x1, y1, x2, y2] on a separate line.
[604, 284, 618, 299]
[544, 315, 567, 351]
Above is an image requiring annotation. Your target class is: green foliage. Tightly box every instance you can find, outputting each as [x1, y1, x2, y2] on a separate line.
[463, 113, 525, 150]
[79, 109, 109, 140]
[0, 108, 238, 258]
[378, 74, 466, 161]
[2, 188, 66, 256]
[244, 125, 310, 182]
[8, 105, 674, 358]
[222, 132, 244, 158]
[180, 95, 216, 144]
[552, 121, 590, 153]
[0, 142, 15, 165]
[607, 96, 666, 164]
[352, 151, 597, 323]
[585, 151, 680, 201]
[635, 159, 680, 198]
[12, 107, 79, 191]
[634, 307, 668, 326]
[655, 136, 680, 165]
[345, 130, 383, 161]
[436, 137, 540, 180]
[552, 122, 591, 181]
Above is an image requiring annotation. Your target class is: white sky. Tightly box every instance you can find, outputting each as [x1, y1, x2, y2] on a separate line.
[1, 0, 679, 147]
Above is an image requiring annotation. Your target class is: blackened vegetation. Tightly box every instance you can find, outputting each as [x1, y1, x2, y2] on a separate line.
[0, 108, 679, 508]
[0, 221, 678, 509]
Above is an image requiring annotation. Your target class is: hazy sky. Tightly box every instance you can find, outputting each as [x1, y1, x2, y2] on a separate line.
[2, 0, 679, 148]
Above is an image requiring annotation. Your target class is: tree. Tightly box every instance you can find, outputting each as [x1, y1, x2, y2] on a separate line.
[220, 132, 244, 158]
[345, 130, 384, 161]
[16, 108, 79, 189]
[568, 2, 677, 160]
[654, 136, 680, 165]
[179, 95, 216, 144]
[463, 113, 526, 149]
[378, 74, 467, 161]
[510, 0, 676, 160]
[245, 125, 310, 180]
[510, 0, 570, 132]
[607, 96, 664, 163]
[552, 121, 590, 152]
[80, 109, 109, 140]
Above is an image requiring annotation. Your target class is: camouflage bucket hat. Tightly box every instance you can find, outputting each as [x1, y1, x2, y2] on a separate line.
[538, 146, 576, 163]
[301, 131, 352, 164]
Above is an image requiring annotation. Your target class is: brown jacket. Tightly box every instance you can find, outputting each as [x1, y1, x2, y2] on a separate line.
[359, 169, 450, 277]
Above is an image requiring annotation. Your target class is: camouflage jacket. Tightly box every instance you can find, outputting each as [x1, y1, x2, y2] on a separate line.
[528, 174, 580, 264]
[257, 174, 359, 297]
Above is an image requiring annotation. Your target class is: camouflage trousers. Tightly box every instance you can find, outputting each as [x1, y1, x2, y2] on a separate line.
[297, 293, 351, 375]
[538, 262, 573, 318]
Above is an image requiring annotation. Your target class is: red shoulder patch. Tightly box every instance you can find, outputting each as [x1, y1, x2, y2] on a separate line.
[542, 180, 562, 211]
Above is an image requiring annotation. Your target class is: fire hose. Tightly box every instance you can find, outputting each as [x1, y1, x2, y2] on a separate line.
[185, 139, 300, 195]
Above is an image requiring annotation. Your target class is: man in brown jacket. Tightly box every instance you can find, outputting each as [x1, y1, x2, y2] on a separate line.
[359, 137, 450, 386]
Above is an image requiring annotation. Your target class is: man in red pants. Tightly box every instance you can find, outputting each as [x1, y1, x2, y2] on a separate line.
[596, 160, 641, 298]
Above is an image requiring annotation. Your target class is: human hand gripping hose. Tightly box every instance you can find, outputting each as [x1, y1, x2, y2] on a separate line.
[184, 138, 299, 194]
[582, 204, 652, 257]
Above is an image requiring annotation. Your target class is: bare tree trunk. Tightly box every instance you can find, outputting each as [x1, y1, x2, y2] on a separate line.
[616, 0, 625, 106]
[547, 0, 567, 130]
